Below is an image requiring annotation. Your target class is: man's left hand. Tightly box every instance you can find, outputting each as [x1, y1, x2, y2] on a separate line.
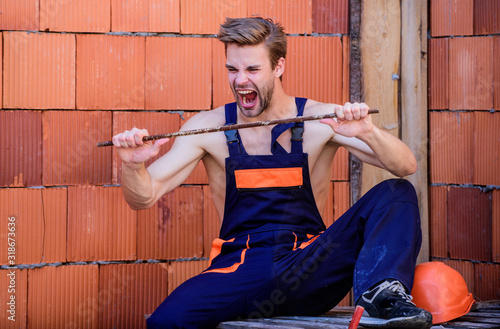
[320, 102, 374, 138]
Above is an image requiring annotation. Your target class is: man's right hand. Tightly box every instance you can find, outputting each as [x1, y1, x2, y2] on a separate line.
[112, 127, 169, 164]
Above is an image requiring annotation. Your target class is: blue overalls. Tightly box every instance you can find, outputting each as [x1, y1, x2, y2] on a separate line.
[147, 98, 422, 329]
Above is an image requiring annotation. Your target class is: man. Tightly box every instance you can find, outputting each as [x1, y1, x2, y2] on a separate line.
[113, 17, 432, 329]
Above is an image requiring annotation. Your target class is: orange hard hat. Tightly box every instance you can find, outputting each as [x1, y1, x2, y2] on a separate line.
[411, 262, 475, 324]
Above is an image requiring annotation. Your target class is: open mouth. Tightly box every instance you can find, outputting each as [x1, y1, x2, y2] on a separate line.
[237, 90, 258, 108]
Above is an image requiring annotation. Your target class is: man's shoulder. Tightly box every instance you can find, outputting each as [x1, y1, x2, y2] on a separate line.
[303, 99, 336, 115]
[180, 105, 227, 131]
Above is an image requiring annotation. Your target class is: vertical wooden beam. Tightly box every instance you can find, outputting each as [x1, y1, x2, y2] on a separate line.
[359, 0, 401, 196]
[401, 0, 429, 263]
[349, 0, 363, 204]
[358, 0, 429, 263]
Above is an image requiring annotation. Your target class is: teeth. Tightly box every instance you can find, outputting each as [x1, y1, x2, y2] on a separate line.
[238, 90, 253, 94]
[242, 95, 253, 105]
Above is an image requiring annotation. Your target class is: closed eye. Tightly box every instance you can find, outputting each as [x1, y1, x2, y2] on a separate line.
[247, 65, 261, 72]
[225, 64, 237, 73]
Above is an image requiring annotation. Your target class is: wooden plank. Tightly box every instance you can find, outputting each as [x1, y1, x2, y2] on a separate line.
[359, 0, 401, 195]
[216, 305, 500, 329]
[457, 315, 500, 325]
[217, 321, 301, 329]
[436, 321, 500, 328]
[325, 306, 356, 315]
[218, 317, 349, 329]
[253, 318, 347, 329]
[214, 301, 500, 329]
[401, 0, 429, 264]
[474, 300, 500, 310]
[466, 312, 500, 319]
[275, 315, 351, 325]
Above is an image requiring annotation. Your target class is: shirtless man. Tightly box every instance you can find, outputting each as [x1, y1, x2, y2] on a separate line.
[113, 17, 432, 329]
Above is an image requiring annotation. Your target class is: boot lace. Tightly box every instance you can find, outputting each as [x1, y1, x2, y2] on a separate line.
[387, 281, 416, 305]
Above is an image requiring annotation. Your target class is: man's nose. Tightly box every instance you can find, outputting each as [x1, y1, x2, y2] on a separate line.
[235, 71, 249, 85]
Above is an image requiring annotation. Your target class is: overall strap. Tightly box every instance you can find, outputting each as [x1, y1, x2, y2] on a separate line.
[291, 97, 307, 154]
[270, 97, 307, 155]
[224, 103, 242, 157]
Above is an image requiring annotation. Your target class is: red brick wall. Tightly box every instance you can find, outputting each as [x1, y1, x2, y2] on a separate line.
[429, 0, 500, 302]
[0, 1, 350, 327]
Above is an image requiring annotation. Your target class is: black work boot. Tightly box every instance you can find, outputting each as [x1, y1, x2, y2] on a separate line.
[356, 279, 433, 328]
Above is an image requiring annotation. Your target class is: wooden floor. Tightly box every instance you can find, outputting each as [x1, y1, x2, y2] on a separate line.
[217, 301, 500, 329]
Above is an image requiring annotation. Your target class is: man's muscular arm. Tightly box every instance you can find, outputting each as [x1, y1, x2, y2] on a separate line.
[112, 116, 208, 210]
[321, 102, 417, 177]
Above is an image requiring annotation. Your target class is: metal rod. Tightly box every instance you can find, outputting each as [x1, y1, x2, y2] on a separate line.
[348, 305, 364, 329]
[97, 109, 379, 147]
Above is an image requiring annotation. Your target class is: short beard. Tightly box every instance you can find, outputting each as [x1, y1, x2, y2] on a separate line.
[233, 79, 275, 118]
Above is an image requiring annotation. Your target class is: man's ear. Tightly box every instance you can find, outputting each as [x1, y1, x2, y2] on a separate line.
[274, 57, 285, 78]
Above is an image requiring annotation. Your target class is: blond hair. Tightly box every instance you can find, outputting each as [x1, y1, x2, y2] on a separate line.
[217, 17, 287, 69]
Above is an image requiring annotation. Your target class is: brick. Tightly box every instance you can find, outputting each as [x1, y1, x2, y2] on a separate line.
[336, 290, 352, 307]
[28, 265, 98, 328]
[323, 182, 334, 228]
[0, 189, 44, 265]
[449, 37, 493, 110]
[474, 0, 500, 35]
[168, 260, 210, 294]
[0, 0, 39, 30]
[325, 176, 350, 229]
[429, 112, 474, 184]
[331, 146, 349, 181]
[0, 111, 42, 187]
[0, 32, 2, 108]
[67, 186, 137, 261]
[442, 260, 474, 294]
[249, 0, 312, 34]
[0, 188, 66, 264]
[137, 186, 204, 260]
[40, 0, 110, 32]
[312, 0, 348, 34]
[283, 36, 343, 104]
[213, 38, 235, 109]
[333, 181, 350, 221]
[136, 206, 161, 260]
[429, 186, 447, 258]
[473, 112, 500, 185]
[430, 111, 500, 185]
[494, 36, 500, 110]
[493, 189, 500, 262]
[180, 112, 209, 185]
[474, 263, 500, 301]
[145, 37, 212, 110]
[3, 32, 75, 109]
[430, 0, 473, 37]
[112, 111, 181, 184]
[0, 269, 28, 328]
[111, 0, 179, 32]
[180, 0, 247, 34]
[203, 186, 221, 258]
[428, 38, 449, 109]
[42, 111, 112, 186]
[42, 188, 67, 263]
[77, 34, 145, 110]
[99, 263, 168, 329]
[447, 187, 492, 262]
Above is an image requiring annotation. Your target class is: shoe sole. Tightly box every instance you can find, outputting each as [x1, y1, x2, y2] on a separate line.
[359, 311, 433, 329]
